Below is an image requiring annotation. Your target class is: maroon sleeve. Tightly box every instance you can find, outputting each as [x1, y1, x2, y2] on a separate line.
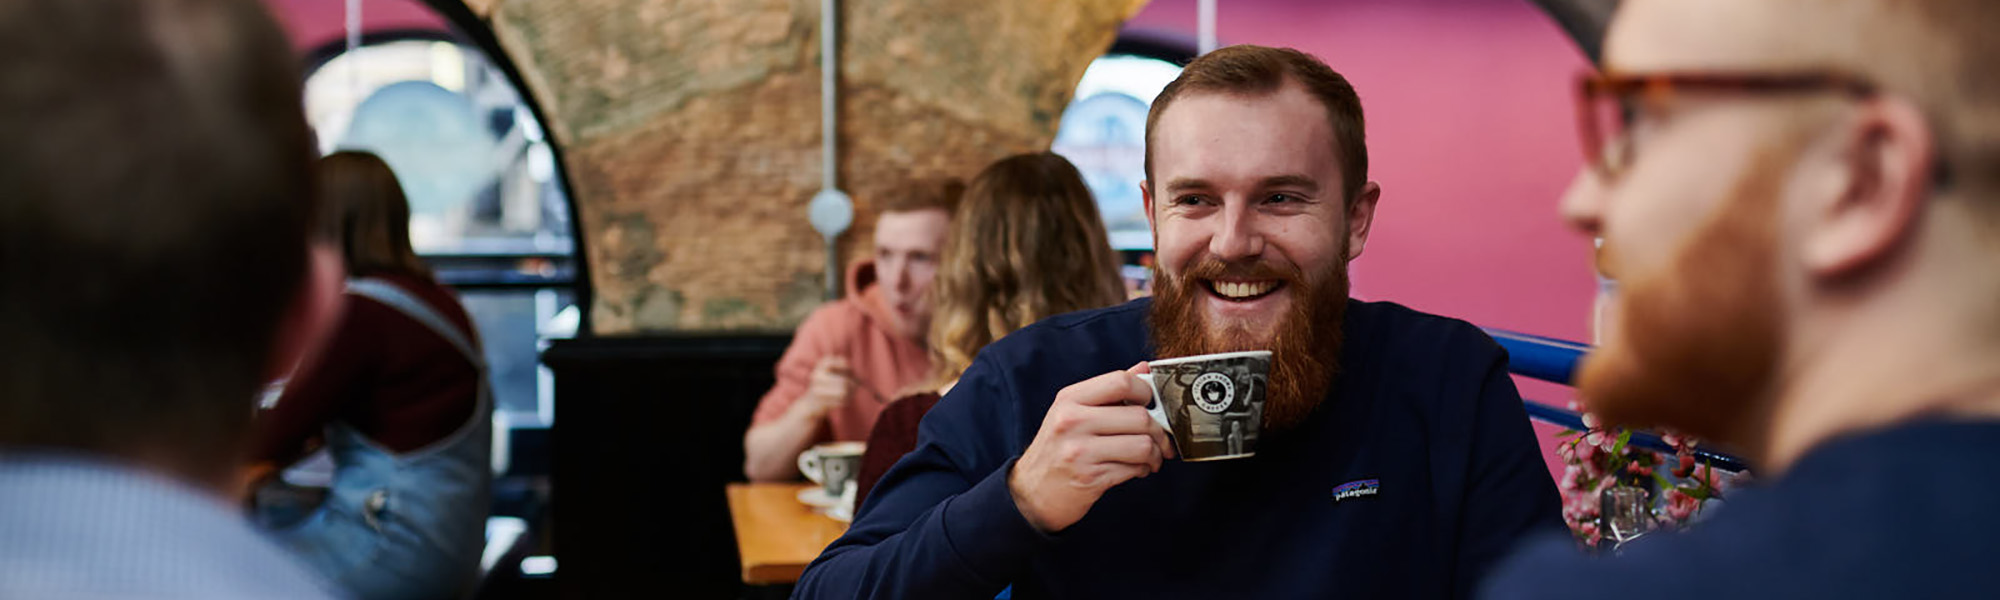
[854, 391, 941, 510]
[248, 303, 370, 466]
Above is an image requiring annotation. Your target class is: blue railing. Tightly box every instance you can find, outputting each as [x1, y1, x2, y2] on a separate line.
[1484, 328, 1750, 473]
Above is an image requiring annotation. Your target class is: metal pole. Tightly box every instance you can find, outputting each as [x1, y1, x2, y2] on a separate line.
[820, 0, 842, 300]
[346, 0, 363, 101]
[1197, 0, 1217, 55]
[821, 0, 838, 193]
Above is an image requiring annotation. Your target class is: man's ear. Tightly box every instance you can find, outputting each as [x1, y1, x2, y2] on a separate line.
[1345, 181, 1384, 261]
[1141, 180, 1159, 242]
[1801, 97, 1935, 279]
[265, 243, 346, 382]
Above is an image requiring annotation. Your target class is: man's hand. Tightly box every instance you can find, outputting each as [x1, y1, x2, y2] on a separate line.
[798, 356, 853, 419]
[745, 355, 856, 481]
[1008, 363, 1174, 533]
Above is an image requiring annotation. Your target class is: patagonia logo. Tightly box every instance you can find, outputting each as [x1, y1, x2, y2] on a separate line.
[1332, 479, 1380, 503]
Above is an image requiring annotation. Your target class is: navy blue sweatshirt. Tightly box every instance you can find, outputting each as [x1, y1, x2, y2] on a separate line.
[795, 298, 1564, 599]
[1483, 420, 2000, 599]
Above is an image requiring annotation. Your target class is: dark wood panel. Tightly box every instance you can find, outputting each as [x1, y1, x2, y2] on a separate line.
[544, 334, 790, 600]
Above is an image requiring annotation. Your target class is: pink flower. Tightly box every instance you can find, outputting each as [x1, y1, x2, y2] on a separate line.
[1577, 445, 1606, 479]
[1557, 441, 1576, 463]
[1584, 431, 1607, 449]
[1664, 488, 1700, 522]
[1625, 462, 1653, 478]
[1561, 482, 1602, 525]
[1582, 413, 1601, 430]
[1559, 465, 1582, 493]
[1577, 522, 1602, 547]
[1682, 463, 1723, 490]
[1672, 454, 1696, 478]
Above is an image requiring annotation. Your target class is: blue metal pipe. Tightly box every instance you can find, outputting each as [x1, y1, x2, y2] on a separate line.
[1484, 328, 1590, 385]
[1522, 400, 1749, 473]
[1483, 328, 1751, 472]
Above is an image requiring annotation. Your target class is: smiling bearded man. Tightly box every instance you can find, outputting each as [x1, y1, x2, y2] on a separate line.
[795, 45, 1563, 600]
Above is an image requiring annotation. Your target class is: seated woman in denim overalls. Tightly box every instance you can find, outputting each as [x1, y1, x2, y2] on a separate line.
[250, 151, 491, 600]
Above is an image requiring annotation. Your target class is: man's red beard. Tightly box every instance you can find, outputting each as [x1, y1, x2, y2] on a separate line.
[1150, 247, 1348, 432]
[1576, 149, 1791, 448]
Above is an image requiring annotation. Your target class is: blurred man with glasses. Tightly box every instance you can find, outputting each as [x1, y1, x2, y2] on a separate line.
[1485, 1, 2000, 597]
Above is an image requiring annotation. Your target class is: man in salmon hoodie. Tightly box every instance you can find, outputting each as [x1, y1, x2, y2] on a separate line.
[744, 182, 961, 481]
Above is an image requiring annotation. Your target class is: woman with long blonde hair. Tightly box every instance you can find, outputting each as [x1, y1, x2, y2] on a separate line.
[854, 152, 1125, 508]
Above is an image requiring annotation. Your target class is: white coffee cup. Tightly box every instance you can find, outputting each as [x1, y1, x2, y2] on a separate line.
[1135, 350, 1271, 461]
[798, 441, 865, 497]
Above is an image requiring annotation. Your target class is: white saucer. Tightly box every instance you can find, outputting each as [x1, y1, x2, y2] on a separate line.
[797, 487, 839, 508]
[825, 504, 853, 523]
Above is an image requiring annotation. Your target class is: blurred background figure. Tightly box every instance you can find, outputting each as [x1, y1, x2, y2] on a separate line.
[855, 152, 1127, 509]
[251, 151, 493, 599]
[0, 0, 342, 597]
[743, 181, 961, 482]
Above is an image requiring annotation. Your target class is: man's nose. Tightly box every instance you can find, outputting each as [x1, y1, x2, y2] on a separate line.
[1560, 170, 1607, 238]
[885, 259, 910, 292]
[1209, 203, 1264, 261]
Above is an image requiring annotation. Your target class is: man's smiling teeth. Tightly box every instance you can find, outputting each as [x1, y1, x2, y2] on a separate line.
[1212, 280, 1278, 299]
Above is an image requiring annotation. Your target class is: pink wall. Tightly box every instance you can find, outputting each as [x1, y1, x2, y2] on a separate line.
[263, 0, 450, 52]
[1126, 0, 1597, 477]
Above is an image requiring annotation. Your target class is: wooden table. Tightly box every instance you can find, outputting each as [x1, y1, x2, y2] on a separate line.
[726, 482, 849, 585]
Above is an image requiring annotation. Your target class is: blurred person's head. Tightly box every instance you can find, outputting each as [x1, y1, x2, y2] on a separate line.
[319, 151, 431, 278]
[1565, 0, 2000, 469]
[927, 152, 1126, 386]
[1141, 45, 1383, 432]
[871, 180, 959, 342]
[0, 0, 341, 489]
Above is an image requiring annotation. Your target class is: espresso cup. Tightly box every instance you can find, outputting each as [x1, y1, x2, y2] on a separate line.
[798, 441, 865, 497]
[1136, 350, 1271, 461]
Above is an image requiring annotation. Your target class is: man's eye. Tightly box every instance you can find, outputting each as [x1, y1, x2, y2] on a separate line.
[1173, 195, 1211, 207]
[1265, 194, 1297, 204]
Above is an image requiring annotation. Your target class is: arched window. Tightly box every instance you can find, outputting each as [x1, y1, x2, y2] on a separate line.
[304, 36, 576, 428]
[1053, 35, 1192, 296]
[1051, 53, 1184, 251]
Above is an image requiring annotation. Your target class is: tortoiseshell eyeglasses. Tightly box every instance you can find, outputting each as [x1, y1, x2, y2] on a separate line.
[1575, 71, 1878, 180]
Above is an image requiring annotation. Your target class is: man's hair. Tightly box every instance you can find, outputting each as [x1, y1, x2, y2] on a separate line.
[879, 178, 965, 216]
[0, 0, 316, 478]
[321, 151, 432, 278]
[1144, 45, 1369, 201]
[926, 152, 1126, 386]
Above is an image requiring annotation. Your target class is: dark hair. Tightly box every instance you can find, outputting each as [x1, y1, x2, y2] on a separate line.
[926, 153, 1126, 385]
[1144, 45, 1369, 201]
[0, 0, 316, 479]
[320, 151, 431, 278]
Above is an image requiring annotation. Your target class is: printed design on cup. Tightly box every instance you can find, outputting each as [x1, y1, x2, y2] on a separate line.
[1191, 372, 1234, 414]
[799, 442, 866, 498]
[1149, 352, 1269, 461]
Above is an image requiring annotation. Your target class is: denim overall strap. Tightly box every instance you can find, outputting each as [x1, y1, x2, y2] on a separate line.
[345, 278, 483, 370]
